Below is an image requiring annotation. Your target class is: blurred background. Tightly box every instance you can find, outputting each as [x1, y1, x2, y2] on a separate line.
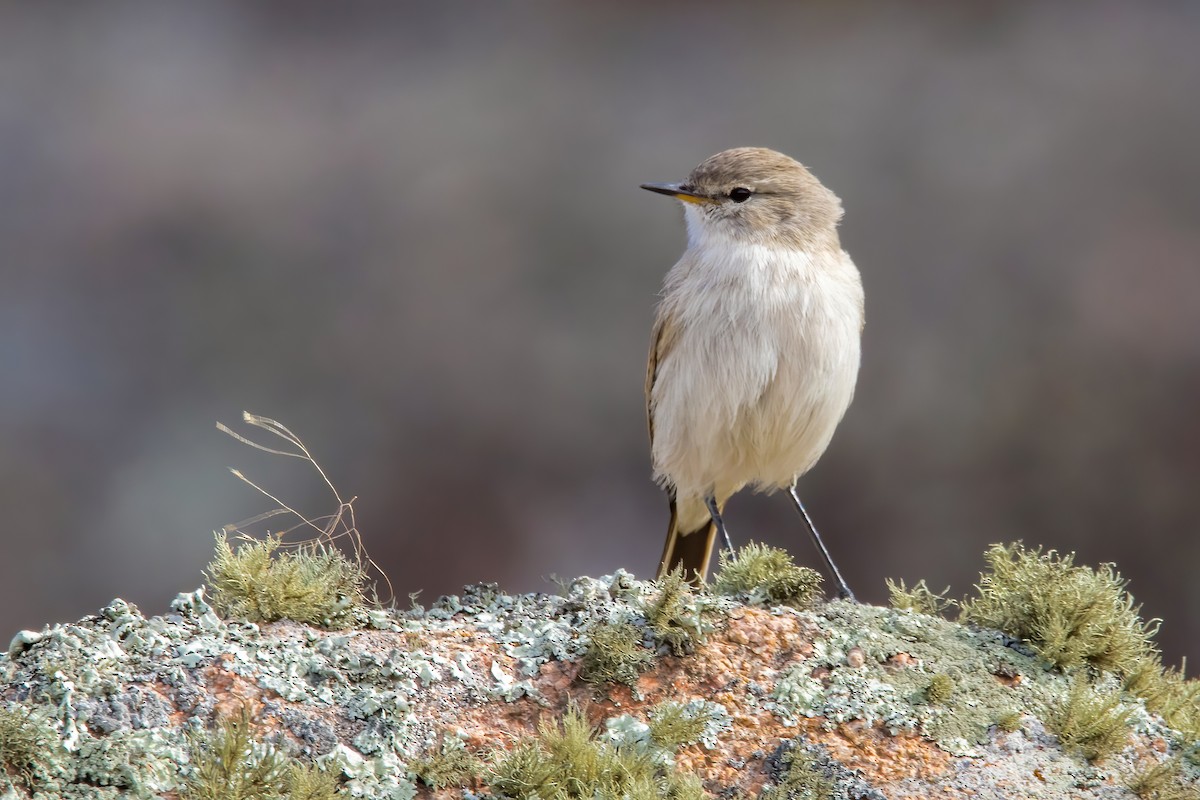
[1, 2, 1198, 665]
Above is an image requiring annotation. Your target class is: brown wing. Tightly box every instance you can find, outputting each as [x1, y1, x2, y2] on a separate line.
[645, 312, 678, 448]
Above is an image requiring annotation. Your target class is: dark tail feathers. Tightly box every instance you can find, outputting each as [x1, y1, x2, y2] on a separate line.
[656, 495, 720, 584]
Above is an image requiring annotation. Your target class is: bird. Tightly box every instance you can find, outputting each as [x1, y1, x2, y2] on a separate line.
[641, 147, 863, 597]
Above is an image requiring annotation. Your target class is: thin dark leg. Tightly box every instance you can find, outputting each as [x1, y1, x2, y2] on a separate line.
[703, 495, 735, 554]
[787, 485, 856, 602]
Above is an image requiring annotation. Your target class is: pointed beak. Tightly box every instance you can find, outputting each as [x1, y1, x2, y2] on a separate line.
[639, 182, 713, 205]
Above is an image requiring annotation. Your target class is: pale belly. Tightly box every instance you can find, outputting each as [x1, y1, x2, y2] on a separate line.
[650, 277, 861, 499]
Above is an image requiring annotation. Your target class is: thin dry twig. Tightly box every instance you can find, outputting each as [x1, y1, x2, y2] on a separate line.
[217, 411, 393, 606]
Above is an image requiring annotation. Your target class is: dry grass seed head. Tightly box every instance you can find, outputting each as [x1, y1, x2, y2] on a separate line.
[215, 411, 392, 608]
[887, 578, 955, 616]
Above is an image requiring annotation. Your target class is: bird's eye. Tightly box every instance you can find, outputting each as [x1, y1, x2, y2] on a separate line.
[728, 187, 752, 203]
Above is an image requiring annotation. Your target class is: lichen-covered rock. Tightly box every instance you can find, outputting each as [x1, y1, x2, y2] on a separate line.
[0, 574, 1195, 799]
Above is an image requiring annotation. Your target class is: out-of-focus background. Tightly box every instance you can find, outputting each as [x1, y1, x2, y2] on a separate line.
[1, 2, 1198, 665]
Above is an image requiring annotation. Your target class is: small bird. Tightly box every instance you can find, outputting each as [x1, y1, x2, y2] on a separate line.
[641, 147, 863, 597]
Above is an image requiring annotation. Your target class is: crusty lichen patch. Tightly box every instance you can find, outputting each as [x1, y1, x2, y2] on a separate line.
[1, 566, 1196, 799]
[769, 599, 1062, 752]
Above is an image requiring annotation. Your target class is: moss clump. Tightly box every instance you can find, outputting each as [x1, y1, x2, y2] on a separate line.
[960, 543, 1157, 677]
[412, 735, 480, 789]
[205, 532, 364, 628]
[486, 704, 706, 800]
[647, 701, 708, 750]
[1126, 756, 1200, 800]
[286, 762, 341, 800]
[1125, 661, 1200, 744]
[760, 744, 835, 800]
[184, 710, 288, 796]
[713, 543, 823, 609]
[925, 673, 955, 705]
[182, 707, 339, 800]
[0, 705, 51, 792]
[1047, 676, 1133, 763]
[579, 622, 655, 686]
[995, 712, 1024, 733]
[887, 578, 954, 616]
[642, 567, 704, 655]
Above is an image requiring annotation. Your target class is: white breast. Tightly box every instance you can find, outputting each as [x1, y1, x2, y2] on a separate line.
[649, 225, 863, 499]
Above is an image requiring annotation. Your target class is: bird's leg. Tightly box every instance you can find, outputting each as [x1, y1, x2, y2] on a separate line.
[703, 495, 735, 554]
[787, 484, 856, 602]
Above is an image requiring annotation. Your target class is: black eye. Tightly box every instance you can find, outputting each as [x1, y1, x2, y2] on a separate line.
[728, 187, 752, 203]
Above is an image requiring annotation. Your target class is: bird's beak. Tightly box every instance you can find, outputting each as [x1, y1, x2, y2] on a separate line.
[640, 182, 713, 205]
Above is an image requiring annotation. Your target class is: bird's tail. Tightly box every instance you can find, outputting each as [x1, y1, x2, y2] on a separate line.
[657, 494, 721, 584]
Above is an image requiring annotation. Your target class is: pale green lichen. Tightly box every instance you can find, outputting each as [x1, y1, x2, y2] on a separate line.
[0, 598, 209, 798]
[72, 728, 182, 795]
[493, 576, 622, 676]
[0, 584, 450, 798]
[768, 599, 1052, 753]
[0, 574, 717, 798]
[540, 569, 723, 688]
[321, 744, 417, 800]
[595, 699, 730, 764]
[772, 661, 919, 734]
[1, 551, 1195, 799]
